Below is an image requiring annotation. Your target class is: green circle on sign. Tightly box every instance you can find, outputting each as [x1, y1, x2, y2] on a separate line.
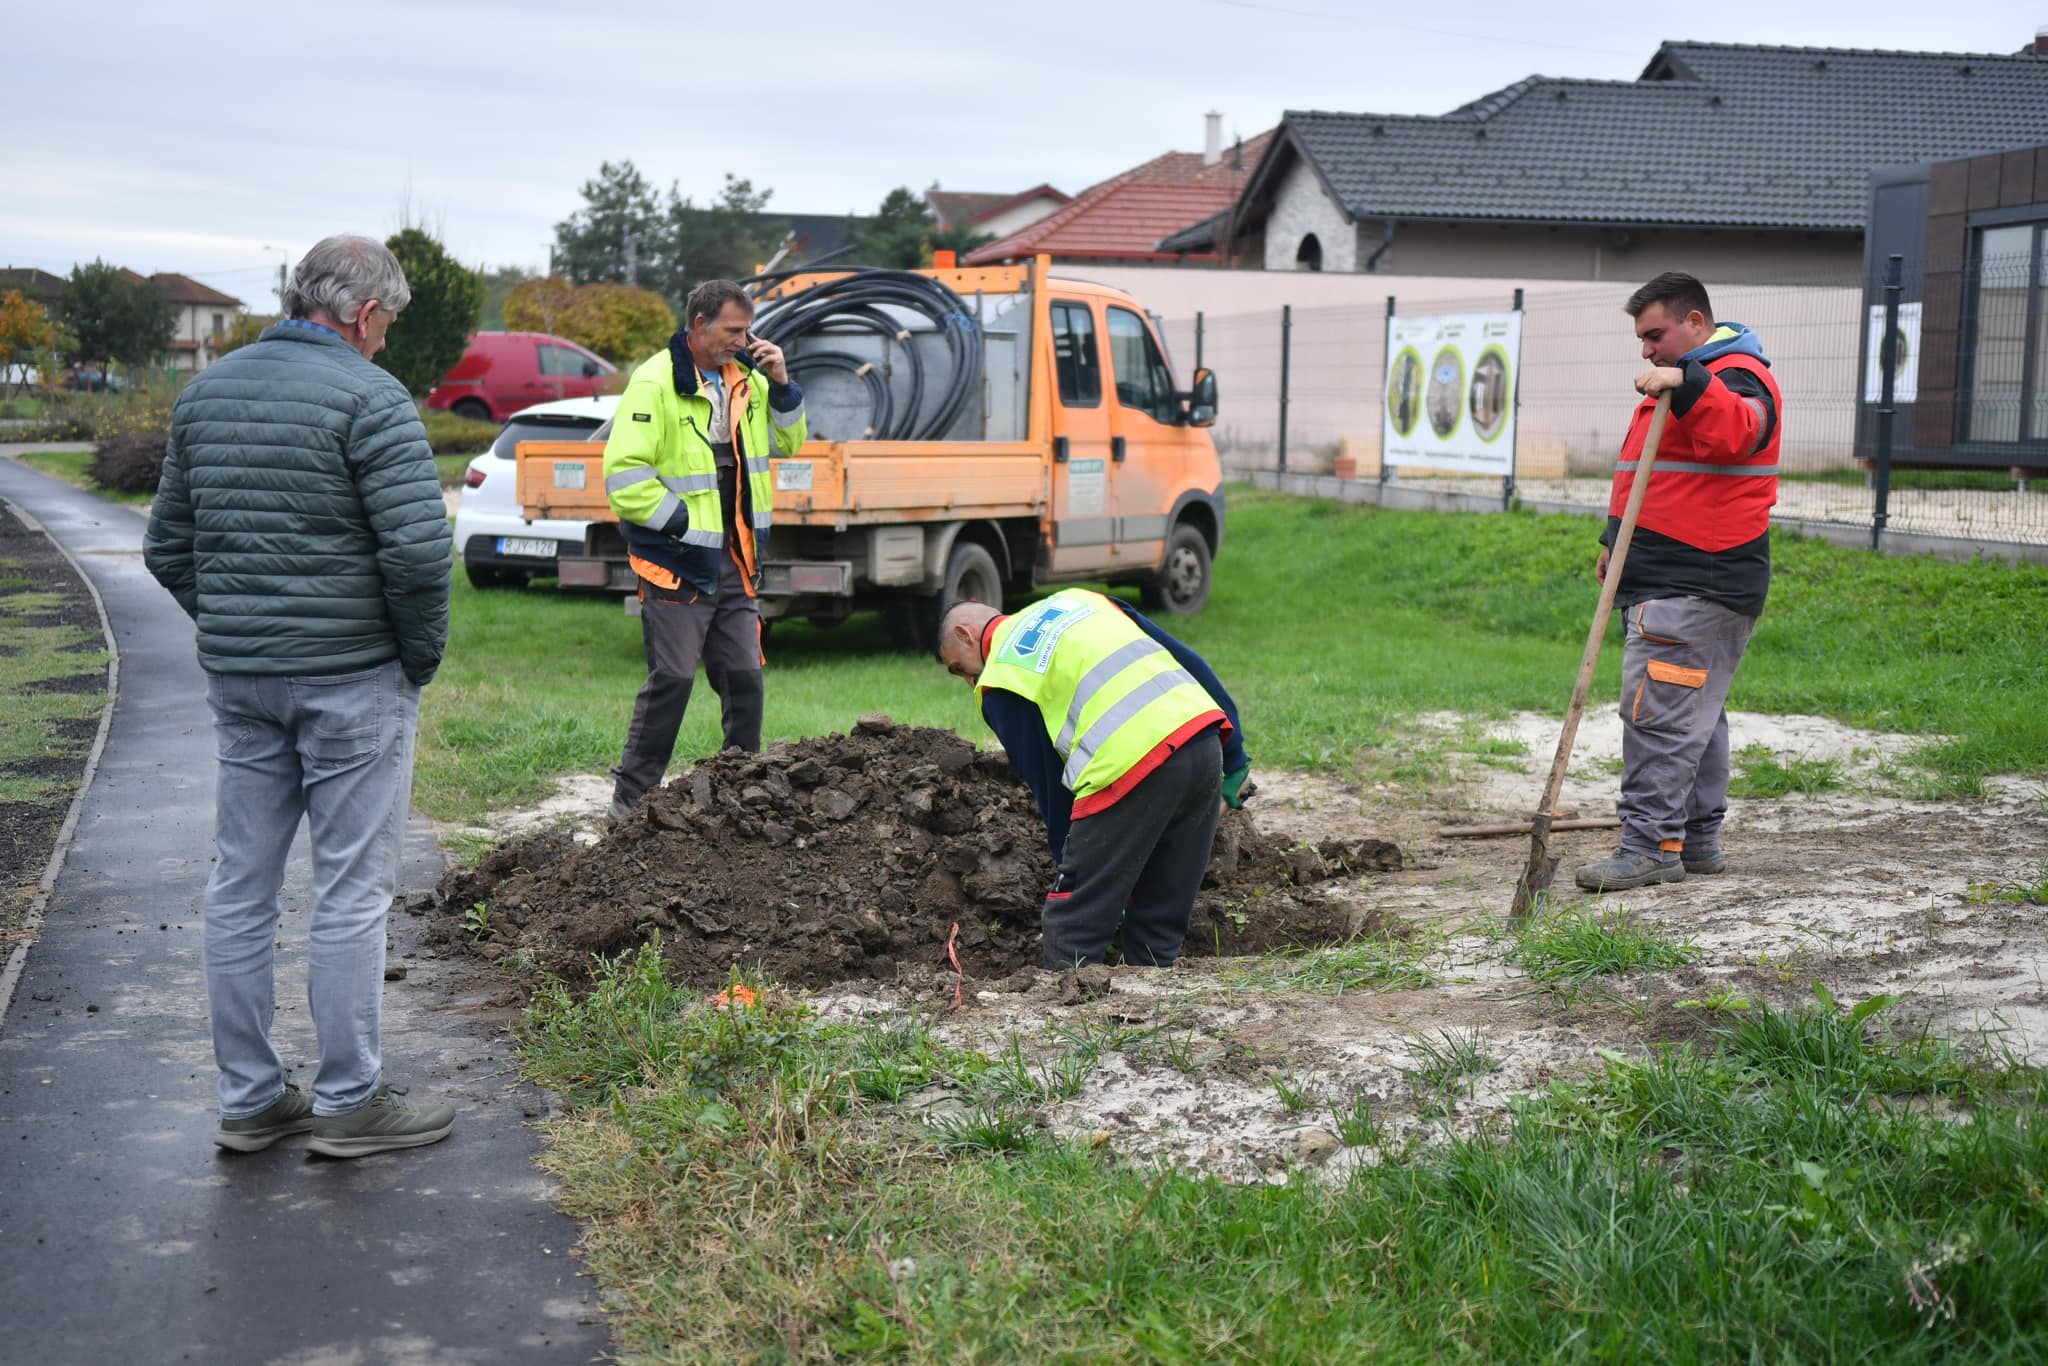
[1426, 345, 1465, 440]
[1469, 343, 1513, 444]
[1386, 345, 1423, 437]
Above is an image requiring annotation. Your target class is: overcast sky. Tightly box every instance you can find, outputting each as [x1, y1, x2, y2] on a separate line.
[7, 1, 2040, 308]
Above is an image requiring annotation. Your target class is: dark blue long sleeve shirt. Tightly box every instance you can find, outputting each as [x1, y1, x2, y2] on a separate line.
[980, 599, 1247, 864]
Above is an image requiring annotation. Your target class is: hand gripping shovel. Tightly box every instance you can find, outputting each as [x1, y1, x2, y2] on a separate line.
[1510, 393, 1671, 918]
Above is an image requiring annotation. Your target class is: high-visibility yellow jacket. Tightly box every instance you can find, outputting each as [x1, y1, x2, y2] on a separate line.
[603, 337, 806, 594]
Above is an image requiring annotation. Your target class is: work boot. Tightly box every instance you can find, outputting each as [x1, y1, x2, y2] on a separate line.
[607, 784, 640, 825]
[214, 1080, 314, 1153]
[306, 1083, 455, 1159]
[1681, 847, 1727, 875]
[1573, 847, 1685, 893]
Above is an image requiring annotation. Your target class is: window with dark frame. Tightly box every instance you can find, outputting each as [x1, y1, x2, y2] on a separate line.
[1050, 301, 1101, 406]
[1106, 306, 1178, 424]
[1961, 221, 2047, 445]
[538, 343, 588, 377]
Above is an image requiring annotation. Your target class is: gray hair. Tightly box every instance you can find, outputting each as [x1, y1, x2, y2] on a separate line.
[283, 234, 411, 323]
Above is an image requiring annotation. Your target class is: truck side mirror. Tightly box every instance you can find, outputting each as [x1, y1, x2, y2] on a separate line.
[1186, 368, 1218, 428]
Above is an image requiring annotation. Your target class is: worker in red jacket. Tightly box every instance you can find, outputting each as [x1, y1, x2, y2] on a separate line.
[1577, 271, 1781, 892]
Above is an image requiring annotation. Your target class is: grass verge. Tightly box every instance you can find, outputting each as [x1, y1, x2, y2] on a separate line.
[1512, 900, 1701, 981]
[9, 450, 152, 506]
[417, 487, 2048, 820]
[523, 949, 2048, 1361]
[1729, 744, 1848, 798]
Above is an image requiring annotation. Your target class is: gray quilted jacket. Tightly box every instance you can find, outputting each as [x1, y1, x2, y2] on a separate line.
[144, 323, 452, 684]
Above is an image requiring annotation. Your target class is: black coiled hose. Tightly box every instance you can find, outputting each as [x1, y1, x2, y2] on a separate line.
[745, 267, 983, 441]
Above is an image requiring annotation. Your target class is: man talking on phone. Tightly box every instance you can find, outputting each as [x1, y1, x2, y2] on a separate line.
[604, 278, 808, 819]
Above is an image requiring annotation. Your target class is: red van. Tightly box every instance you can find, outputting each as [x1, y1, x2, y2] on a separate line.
[424, 332, 617, 423]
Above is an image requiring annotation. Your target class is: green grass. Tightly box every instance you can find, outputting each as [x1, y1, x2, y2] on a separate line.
[1221, 931, 1440, 995]
[1728, 744, 1849, 798]
[1781, 467, 2033, 492]
[419, 406, 501, 456]
[1512, 901, 1702, 981]
[524, 949, 2048, 1361]
[416, 487, 2048, 821]
[1966, 863, 2048, 907]
[10, 449, 153, 506]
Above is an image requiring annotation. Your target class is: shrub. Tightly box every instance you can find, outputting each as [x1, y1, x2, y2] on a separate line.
[91, 431, 170, 494]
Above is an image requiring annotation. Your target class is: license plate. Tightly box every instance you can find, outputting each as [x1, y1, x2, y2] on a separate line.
[497, 537, 557, 558]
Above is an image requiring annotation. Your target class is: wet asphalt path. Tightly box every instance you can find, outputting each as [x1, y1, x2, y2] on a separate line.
[0, 454, 606, 1364]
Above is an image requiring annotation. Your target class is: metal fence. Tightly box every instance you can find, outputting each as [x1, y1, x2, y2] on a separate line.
[1166, 272, 2048, 554]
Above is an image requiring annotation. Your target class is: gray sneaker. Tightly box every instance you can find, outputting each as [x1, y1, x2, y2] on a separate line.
[306, 1083, 455, 1159]
[1682, 848, 1727, 875]
[215, 1081, 314, 1153]
[1573, 847, 1685, 892]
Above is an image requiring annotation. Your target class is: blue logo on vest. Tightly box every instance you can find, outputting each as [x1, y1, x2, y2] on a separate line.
[1008, 601, 1094, 674]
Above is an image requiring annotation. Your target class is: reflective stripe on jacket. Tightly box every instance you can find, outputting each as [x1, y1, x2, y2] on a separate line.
[977, 588, 1220, 801]
[603, 337, 807, 594]
[1607, 352, 1782, 553]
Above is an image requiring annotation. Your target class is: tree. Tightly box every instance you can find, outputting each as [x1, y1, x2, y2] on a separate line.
[505, 279, 675, 365]
[929, 222, 996, 260]
[0, 291, 55, 396]
[57, 261, 177, 377]
[211, 313, 271, 358]
[552, 160, 660, 287]
[377, 226, 484, 396]
[478, 265, 537, 330]
[648, 175, 782, 303]
[854, 187, 934, 269]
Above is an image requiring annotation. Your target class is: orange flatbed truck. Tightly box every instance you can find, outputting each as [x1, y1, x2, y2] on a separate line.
[515, 255, 1222, 648]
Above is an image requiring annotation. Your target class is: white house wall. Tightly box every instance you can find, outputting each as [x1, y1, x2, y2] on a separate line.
[1261, 157, 1357, 273]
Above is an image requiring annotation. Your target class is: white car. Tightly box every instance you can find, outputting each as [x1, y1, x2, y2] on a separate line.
[453, 394, 618, 588]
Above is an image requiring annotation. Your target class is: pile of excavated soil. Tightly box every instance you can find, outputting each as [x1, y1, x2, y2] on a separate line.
[429, 716, 1402, 990]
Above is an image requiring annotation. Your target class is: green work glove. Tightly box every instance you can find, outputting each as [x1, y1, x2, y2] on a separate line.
[1222, 765, 1252, 809]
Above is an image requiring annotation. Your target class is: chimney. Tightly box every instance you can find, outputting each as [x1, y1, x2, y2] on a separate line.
[1203, 111, 1222, 166]
[2036, 25, 2048, 55]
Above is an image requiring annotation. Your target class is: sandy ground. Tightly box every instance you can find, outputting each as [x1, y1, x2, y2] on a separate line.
[459, 711, 2048, 1183]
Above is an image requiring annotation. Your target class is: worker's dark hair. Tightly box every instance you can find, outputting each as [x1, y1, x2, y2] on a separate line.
[1625, 272, 1713, 324]
[685, 279, 753, 328]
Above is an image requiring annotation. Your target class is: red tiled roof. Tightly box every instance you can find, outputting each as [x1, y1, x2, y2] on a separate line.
[151, 272, 243, 307]
[965, 183, 1070, 224]
[963, 131, 1273, 265]
[927, 190, 1014, 228]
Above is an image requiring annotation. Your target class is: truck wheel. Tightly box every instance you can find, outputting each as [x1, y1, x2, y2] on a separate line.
[903, 541, 1003, 653]
[1141, 523, 1212, 615]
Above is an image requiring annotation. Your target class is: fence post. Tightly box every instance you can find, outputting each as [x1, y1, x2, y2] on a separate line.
[1380, 295, 1395, 490]
[1873, 254, 1902, 552]
[1194, 311, 1204, 372]
[1506, 286, 1523, 511]
[1277, 304, 1292, 476]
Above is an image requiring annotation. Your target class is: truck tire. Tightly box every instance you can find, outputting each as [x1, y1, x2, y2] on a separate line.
[900, 541, 1003, 654]
[1141, 522, 1212, 615]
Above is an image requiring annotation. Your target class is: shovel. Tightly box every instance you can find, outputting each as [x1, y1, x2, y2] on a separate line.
[1510, 393, 1671, 918]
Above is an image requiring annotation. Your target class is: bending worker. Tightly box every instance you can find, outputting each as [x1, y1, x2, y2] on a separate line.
[1577, 271, 1780, 893]
[604, 279, 807, 820]
[939, 589, 1250, 968]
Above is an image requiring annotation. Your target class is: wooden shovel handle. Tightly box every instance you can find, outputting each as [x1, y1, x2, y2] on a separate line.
[1529, 393, 1671, 824]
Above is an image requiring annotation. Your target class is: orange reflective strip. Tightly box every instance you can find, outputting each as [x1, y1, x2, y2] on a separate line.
[756, 615, 766, 668]
[1631, 680, 1646, 722]
[1659, 838, 1684, 853]
[1647, 659, 1708, 689]
[629, 554, 680, 591]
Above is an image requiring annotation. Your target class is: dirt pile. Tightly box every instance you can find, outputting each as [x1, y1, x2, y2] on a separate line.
[428, 716, 1401, 989]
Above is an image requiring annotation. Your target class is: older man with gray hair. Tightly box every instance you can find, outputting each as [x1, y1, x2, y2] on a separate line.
[145, 234, 456, 1158]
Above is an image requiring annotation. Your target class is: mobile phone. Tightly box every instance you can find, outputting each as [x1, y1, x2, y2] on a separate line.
[733, 333, 761, 370]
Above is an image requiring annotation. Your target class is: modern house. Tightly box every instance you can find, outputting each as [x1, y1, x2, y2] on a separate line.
[1175, 37, 2048, 284]
[0, 268, 67, 310]
[965, 116, 1275, 267]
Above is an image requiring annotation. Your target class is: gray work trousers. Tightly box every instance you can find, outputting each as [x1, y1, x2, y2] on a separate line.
[1617, 596, 1757, 857]
[1041, 729, 1224, 969]
[612, 549, 763, 803]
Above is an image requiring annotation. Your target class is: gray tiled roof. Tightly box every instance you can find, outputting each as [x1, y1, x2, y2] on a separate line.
[1282, 41, 2048, 231]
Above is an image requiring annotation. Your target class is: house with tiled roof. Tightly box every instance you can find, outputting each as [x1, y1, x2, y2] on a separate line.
[0, 268, 67, 309]
[926, 185, 1070, 241]
[964, 116, 1274, 267]
[151, 273, 246, 372]
[1177, 35, 2048, 283]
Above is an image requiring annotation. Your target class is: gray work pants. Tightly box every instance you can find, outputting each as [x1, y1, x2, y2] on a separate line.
[613, 550, 763, 803]
[1617, 596, 1757, 857]
[1042, 729, 1224, 969]
[202, 660, 420, 1118]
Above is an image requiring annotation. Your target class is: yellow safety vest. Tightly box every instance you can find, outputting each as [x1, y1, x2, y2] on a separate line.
[978, 588, 1217, 800]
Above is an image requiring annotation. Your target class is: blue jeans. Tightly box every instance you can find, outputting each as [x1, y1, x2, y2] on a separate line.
[202, 661, 420, 1118]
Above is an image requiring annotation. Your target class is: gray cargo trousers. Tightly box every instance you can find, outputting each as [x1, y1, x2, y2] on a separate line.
[1617, 596, 1757, 859]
